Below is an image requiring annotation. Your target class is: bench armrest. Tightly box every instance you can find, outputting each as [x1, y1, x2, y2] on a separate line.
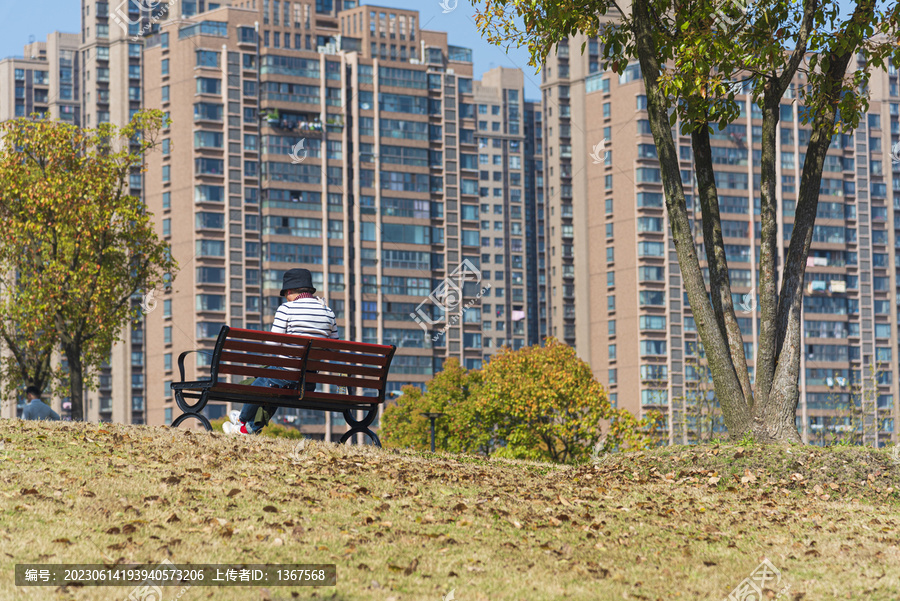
[177, 350, 215, 383]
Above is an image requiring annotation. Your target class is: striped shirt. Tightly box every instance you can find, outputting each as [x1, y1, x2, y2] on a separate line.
[272, 296, 338, 340]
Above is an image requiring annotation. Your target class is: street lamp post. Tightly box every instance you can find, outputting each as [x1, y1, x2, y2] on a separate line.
[420, 412, 445, 453]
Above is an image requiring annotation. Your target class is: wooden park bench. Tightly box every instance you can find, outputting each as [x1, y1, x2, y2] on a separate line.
[170, 326, 396, 446]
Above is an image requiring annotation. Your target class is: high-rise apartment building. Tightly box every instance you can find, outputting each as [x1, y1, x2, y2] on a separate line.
[543, 33, 900, 446]
[0, 32, 80, 124]
[77, 0, 159, 424]
[138, 3, 542, 439]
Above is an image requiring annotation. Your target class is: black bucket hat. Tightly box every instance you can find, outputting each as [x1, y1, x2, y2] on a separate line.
[280, 268, 315, 296]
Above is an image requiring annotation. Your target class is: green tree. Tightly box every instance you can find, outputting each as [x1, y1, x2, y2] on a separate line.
[381, 358, 486, 452]
[0, 112, 177, 420]
[381, 385, 430, 450]
[475, 0, 900, 442]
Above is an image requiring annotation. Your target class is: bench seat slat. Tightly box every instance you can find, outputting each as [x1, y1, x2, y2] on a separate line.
[211, 383, 300, 397]
[302, 390, 379, 405]
[223, 339, 309, 357]
[305, 372, 380, 389]
[217, 364, 301, 381]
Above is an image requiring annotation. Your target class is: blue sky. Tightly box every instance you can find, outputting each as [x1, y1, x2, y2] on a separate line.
[0, 0, 542, 98]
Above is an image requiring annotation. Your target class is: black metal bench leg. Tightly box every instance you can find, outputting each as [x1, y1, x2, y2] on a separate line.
[172, 390, 212, 431]
[171, 412, 212, 431]
[339, 407, 381, 447]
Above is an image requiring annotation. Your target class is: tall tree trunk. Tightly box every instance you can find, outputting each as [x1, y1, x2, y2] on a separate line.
[633, 0, 751, 436]
[691, 125, 754, 406]
[753, 90, 782, 411]
[63, 343, 84, 422]
[757, 41, 862, 442]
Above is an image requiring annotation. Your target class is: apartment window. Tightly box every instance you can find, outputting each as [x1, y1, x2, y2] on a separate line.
[196, 50, 220, 68]
[161, 59, 169, 75]
[638, 241, 666, 257]
[196, 78, 221, 95]
[639, 315, 666, 330]
[640, 340, 667, 355]
[161, 85, 170, 102]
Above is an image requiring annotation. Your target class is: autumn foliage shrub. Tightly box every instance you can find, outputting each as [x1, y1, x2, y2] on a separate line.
[381, 338, 659, 463]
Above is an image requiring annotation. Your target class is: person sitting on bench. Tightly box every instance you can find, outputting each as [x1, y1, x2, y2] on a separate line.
[223, 268, 338, 435]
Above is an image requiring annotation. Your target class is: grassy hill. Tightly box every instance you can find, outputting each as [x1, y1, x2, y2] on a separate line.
[2, 420, 900, 600]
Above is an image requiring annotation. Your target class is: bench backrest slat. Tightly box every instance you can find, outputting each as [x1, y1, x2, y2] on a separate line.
[228, 327, 317, 345]
[218, 364, 301, 382]
[218, 351, 303, 370]
[307, 348, 391, 368]
[304, 360, 383, 378]
[222, 338, 309, 357]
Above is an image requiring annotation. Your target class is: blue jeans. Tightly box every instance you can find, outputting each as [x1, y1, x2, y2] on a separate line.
[239, 367, 314, 433]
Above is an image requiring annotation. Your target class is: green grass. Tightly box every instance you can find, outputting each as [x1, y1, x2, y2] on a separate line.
[2, 420, 900, 600]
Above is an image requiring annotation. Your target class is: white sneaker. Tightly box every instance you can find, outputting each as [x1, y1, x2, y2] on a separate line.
[222, 421, 249, 435]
